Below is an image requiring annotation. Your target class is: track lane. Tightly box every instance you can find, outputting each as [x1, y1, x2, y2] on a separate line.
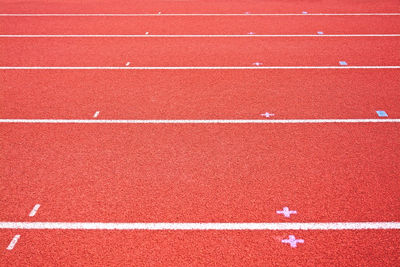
[1, 124, 399, 222]
[1, 16, 400, 35]
[1, 38, 398, 66]
[1, 70, 399, 119]
[1, 229, 399, 265]
[0, 0, 399, 13]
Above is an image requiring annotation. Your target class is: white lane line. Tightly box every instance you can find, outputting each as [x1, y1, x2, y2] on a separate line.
[29, 204, 41, 217]
[0, 13, 399, 16]
[6, 235, 20, 250]
[0, 119, 399, 124]
[93, 111, 100, 118]
[0, 66, 399, 70]
[0, 222, 398, 230]
[0, 34, 399, 37]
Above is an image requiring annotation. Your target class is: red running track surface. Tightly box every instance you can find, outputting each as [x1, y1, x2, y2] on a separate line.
[0, 0, 399, 265]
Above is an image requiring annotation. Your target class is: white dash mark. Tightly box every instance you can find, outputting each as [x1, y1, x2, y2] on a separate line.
[93, 111, 100, 118]
[6, 235, 20, 250]
[29, 204, 40, 217]
[317, 31, 324, 35]
[158, 12, 162, 14]
[302, 11, 308, 14]
[145, 32, 149, 35]
[126, 62, 130, 66]
[260, 112, 275, 118]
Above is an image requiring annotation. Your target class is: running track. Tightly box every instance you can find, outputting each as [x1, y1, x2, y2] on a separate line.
[1, 0, 400, 266]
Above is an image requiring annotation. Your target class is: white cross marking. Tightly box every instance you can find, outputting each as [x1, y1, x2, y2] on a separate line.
[260, 112, 275, 118]
[276, 207, 297, 218]
[282, 235, 304, 248]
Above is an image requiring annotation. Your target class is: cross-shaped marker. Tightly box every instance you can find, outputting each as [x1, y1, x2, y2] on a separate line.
[276, 207, 297, 218]
[260, 112, 274, 118]
[282, 235, 304, 248]
[253, 62, 263, 66]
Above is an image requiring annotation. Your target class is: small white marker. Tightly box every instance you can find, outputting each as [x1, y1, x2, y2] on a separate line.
[145, 32, 149, 35]
[260, 112, 275, 118]
[317, 31, 324, 35]
[93, 111, 100, 118]
[158, 12, 162, 14]
[126, 62, 130, 66]
[302, 11, 308, 14]
[245, 12, 251, 14]
[248, 32, 255, 35]
[339, 61, 348, 65]
[29, 204, 40, 217]
[6, 235, 20, 250]
[253, 62, 263, 66]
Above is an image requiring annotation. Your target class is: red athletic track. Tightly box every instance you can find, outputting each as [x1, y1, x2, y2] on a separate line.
[0, 0, 399, 13]
[1, 37, 399, 66]
[1, 230, 399, 266]
[1, 124, 400, 222]
[1, 70, 400, 119]
[1, 16, 400, 35]
[1, 0, 400, 265]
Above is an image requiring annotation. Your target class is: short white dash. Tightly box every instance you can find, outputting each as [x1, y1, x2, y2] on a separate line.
[145, 32, 149, 35]
[29, 204, 40, 217]
[6, 235, 20, 250]
[126, 62, 130, 66]
[93, 111, 100, 118]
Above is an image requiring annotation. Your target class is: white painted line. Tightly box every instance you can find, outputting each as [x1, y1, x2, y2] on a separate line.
[29, 204, 40, 217]
[0, 222, 398, 230]
[93, 111, 100, 118]
[6, 235, 20, 250]
[0, 66, 399, 70]
[0, 119, 399, 124]
[0, 13, 399, 16]
[0, 34, 399, 38]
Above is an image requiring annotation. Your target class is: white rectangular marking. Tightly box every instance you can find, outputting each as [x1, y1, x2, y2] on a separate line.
[0, 34, 399, 38]
[0, 13, 399, 16]
[29, 204, 40, 217]
[0, 119, 400, 124]
[0, 222, 398, 230]
[6, 235, 20, 250]
[93, 111, 100, 118]
[0, 66, 399, 70]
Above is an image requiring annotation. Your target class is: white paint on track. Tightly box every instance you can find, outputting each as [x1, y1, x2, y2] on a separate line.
[29, 204, 41, 217]
[0, 119, 399, 124]
[6, 235, 20, 250]
[1, 66, 399, 70]
[0, 222, 398, 230]
[0, 13, 399, 16]
[0, 34, 399, 38]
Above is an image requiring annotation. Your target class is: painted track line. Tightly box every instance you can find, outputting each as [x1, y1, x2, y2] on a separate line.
[6, 235, 20, 250]
[1, 119, 399, 124]
[0, 222, 399, 230]
[1, 34, 399, 38]
[1, 66, 400, 70]
[1, 13, 400, 16]
[29, 204, 41, 217]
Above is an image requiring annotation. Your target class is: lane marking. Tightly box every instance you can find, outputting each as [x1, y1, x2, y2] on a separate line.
[1, 66, 399, 70]
[1, 13, 399, 16]
[260, 112, 275, 118]
[29, 204, 40, 217]
[93, 111, 100, 118]
[277, 207, 297, 218]
[0, 34, 399, 38]
[339, 61, 348, 66]
[6, 235, 20, 250]
[282, 235, 304, 247]
[0, 119, 400, 124]
[376, 110, 388, 117]
[0, 222, 398, 230]
[126, 62, 130, 66]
